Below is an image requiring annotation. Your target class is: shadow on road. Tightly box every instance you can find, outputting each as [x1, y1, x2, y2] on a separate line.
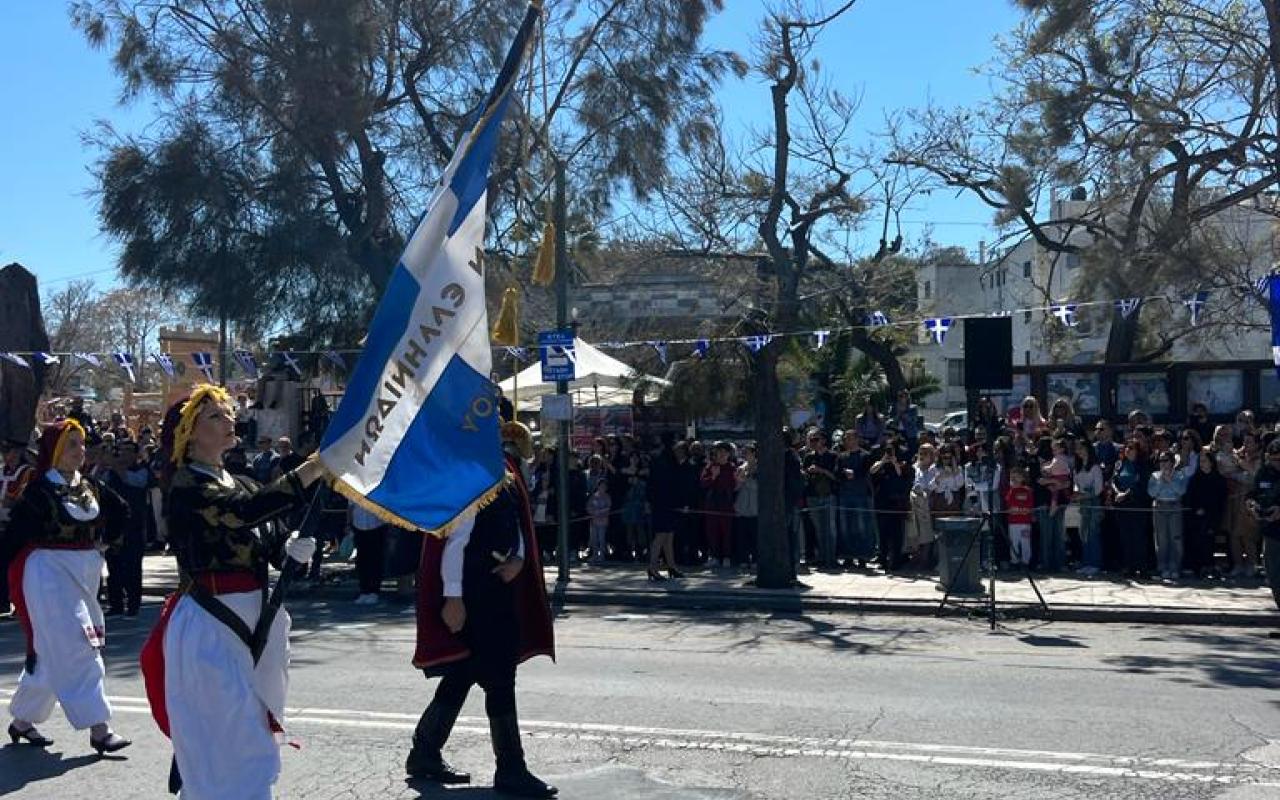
[1103, 628, 1280, 690]
[0, 745, 101, 795]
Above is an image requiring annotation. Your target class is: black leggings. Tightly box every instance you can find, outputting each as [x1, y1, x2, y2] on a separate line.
[354, 527, 386, 594]
[430, 655, 517, 719]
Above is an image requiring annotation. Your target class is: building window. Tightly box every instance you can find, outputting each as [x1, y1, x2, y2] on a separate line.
[1023, 261, 1032, 278]
[947, 359, 965, 386]
[924, 280, 932, 300]
[1023, 310, 1032, 323]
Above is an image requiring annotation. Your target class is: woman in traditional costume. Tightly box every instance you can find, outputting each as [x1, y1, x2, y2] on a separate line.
[140, 385, 325, 799]
[6, 419, 132, 754]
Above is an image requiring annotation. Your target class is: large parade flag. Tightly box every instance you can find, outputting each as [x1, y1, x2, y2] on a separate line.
[319, 1, 542, 535]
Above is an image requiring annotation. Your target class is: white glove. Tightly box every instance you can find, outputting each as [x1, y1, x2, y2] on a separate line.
[285, 533, 317, 565]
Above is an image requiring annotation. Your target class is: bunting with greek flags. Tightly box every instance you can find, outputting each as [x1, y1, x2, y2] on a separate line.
[281, 351, 304, 377]
[867, 311, 890, 327]
[322, 351, 347, 372]
[233, 349, 259, 379]
[113, 352, 136, 382]
[744, 334, 774, 353]
[0, 352, 29, 368]
[74, 352, 101, 368]
[652, 341, 668, 365]
[35, 352, 60, 366]
[191, 352, 216, 381]
[924, 317, 952, 345]
[153, 352, 176, 377]
[1115, 298, 1141, 319]
[1051, 303, 1078, 327]
[813, 330, 831, 350]
[694, 339, 710, 359]
[318, 1, 542, 535]
[504, 346, 529, 363]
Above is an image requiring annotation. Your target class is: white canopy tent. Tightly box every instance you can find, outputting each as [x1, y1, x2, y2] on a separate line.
[498, 338, 668, 412]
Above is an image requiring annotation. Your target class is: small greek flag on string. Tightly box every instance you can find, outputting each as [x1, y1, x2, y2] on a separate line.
[153, 352, 176, 377]
[322, 351, 347, 371]
[191, 352, 216, 381]
[1254, 275, 1270, 298]
[233, 350, 259, 378]
[504, 346, 529, 362]
[867, 311, 890, 327]
[35, 352, 60, 366]
[813, 330, 831, 350]
[652, 341, 668, 365]
[744, 334, 773, 353]
[114, 352, 136, 382]
[1051, 303, 1078, 327]
[74, 352, 101, 368]
[1115, 298, 1141, 319]
[1184, 291, 1209, 326]
[923, 317, 952, 345]
[280, 351, 304, 377]
[0, 352, 29, 368]
[693, 339, 709, 359]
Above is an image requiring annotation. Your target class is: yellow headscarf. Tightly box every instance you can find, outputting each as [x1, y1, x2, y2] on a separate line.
[169, 384, 233, 466]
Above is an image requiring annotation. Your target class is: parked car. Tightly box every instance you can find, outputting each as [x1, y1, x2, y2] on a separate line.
[925, 410, 968, 434]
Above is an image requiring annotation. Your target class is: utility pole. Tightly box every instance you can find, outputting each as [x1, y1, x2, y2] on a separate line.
[553, 159, 572, 585]
[218, 312, 228, 386]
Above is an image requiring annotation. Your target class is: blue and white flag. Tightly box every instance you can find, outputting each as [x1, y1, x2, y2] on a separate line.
[322, 351, 347, 372]
[693, 339, 710, 359]
[923, 317, 953, 345]
[153, 352, 176, 377]
[1184, 291, 1209, 326]
[652, 341, 668, 365]
[1270, 276, 1280, 379]
[813, 330, 831, 350]
[114, 352, 136, 382]
[74, 352, 101, 368]
[35, 352, 60, 366]
[1115, 298, 1141, 319]
[281, 351, 305, 377]
[1051, 303, 1078, 327]
[0, 352, 29, 368]
[867, 311, 890, 327]
[1254, 275, 1270, 298]
[234, 349, 259, 379]
[744, 334, 774, 353]
[504, 346, 529, 362]
[191, 351, 216, 381]
[319, 3, 541, 535]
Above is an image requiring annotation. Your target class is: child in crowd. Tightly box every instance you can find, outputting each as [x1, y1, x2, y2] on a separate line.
[587, 481, 612, 565]
[1004, 466, 1035, 566]
[1041, 438, 1073, 516]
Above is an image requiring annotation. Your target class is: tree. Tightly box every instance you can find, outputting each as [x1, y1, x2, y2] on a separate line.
[96, 287, 179, 391]
[75, 0, 740, 340]
[891, 0, 1280, 362]
[42, 280, 107, 397]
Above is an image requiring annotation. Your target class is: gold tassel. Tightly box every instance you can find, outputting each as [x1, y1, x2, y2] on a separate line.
[491, 287, 521, 345]
[531, 221, 556, 286]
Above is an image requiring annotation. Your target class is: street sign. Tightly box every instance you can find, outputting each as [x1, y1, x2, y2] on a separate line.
[538, 330, 576, 383]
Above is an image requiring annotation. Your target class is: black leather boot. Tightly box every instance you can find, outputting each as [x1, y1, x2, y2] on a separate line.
[405, 701, 470, 784]
[490, 713, 558, 798]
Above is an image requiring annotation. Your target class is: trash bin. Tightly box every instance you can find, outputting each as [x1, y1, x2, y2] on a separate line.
[935, 516, 982, 595]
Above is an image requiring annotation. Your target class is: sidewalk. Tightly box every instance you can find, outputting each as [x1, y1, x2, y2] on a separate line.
[138, 553, 1279, 626]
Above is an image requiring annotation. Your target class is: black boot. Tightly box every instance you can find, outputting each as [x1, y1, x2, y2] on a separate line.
[490, 713, 557, 797]
[406, 701, 470, 784]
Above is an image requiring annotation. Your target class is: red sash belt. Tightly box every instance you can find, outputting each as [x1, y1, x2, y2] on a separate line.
[192, 571, 263, 595]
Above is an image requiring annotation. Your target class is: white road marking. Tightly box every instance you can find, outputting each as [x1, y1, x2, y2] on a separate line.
[3, 688, 1275, 786]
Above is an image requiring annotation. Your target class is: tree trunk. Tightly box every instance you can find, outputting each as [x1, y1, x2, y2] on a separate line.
[0, 263, 50, 445]
[753, 342, 795, 589]
[848, 329, 908, 395]
[1103, 306, 1140, 364]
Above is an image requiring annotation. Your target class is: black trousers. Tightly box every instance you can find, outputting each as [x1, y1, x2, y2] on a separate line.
[877, 511, 906, 570]
[107, 539, 144, 613]
[354, 526, 387, 594]
[429, 652, 517, 720]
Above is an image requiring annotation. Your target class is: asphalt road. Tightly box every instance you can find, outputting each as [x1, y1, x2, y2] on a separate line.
[1, 596, 1278, 799]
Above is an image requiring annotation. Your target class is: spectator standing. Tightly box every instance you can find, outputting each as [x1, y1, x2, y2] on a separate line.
[906, 444, 937, 567]
[783, 429, 807, 570]
[1176, 429, 1203, 473]
[1245, 441, 1280, 608]
[836, 431, 877, 569]
[929, 446, 966, 518]
[699, 443, 737, 568]
[1073, 440, 1105, 576]
[733, 444, 760, 568]
[871, 441, 913, 572]
[272, 436, 303, 478]
[1093, 420, 1119, 476]
[1227, 432, 1262, 577]
[889, 391, 921, 454]
[1113, 441, 1154, 578]
[802, 430, 839, 568]
[853, 402, 886, 449]
[674, 442, 703, 566]
[1186, 403, 1214, 444]
[1048, 398, 1085, 439]
[250, 435, 278, 482]
[646, 437, 684, 579]
[621, 452, 648, 562]
[101, 440, 150, 617]
[1183, 449, 1227, 579]
[1004, 467, 1035, 566]
[0, 440, 33, 615]
[1148, 451, 1188, 581]
[973, 396, 1004, 443]
[1018, 397, 1050, 439]
[587, 482, 612, 566]
[350, 502, 386, 605]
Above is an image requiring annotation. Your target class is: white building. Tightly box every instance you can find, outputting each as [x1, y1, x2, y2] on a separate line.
[913, 193, 1279, 412]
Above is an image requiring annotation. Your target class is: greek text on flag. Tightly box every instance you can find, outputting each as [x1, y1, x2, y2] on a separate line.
[318, 2, 542, 535]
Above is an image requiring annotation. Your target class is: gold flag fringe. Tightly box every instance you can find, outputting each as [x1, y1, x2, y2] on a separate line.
[325, 466, 513, 540]
[491, 287, 521, 345]
[530, 221, 556, 286]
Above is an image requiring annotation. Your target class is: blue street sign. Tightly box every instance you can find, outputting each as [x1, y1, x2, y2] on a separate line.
[538, 330, 576, 383]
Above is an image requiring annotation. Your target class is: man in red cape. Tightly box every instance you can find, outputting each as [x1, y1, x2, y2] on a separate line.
[410, 420, 556, 798]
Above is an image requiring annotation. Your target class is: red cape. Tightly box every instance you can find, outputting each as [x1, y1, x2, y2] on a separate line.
[413, 456, 555, 672]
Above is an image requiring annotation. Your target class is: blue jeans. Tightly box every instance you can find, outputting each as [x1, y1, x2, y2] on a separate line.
[1078, 494, 1103, 569]
[1036, 506, 1066, 572]
[838, 492, 878, 561]
[807, 496, 837, 566]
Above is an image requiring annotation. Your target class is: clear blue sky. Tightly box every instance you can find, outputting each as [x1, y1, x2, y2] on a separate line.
[0, 1, 1023, 293]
